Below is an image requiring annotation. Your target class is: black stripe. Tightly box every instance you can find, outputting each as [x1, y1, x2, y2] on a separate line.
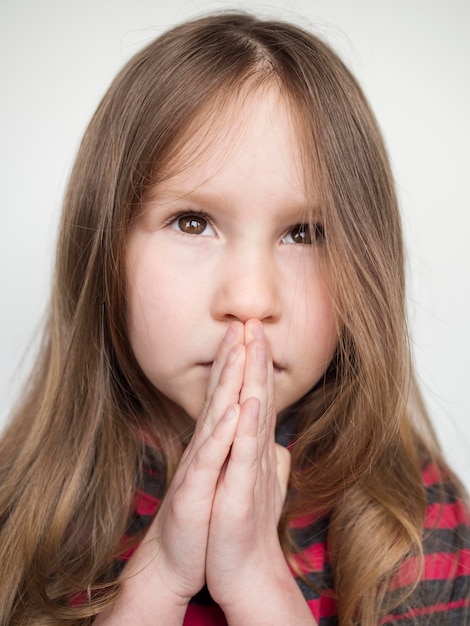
[383, 605, 469, 626]
[386, 575, 470, 615]
[294, 567, 334, 602]
[141, 446, 166, 499]
[288, 516, 329, 552]
[423, 524, 470, 554]
[125, 512, 153, 537]
[189, 584, 217, 606]
[425, 481, 460, 506]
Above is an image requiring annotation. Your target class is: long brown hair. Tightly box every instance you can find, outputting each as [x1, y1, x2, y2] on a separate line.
[0, 12, 449, 625]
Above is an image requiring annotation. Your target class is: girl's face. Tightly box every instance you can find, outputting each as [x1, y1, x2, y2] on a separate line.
[126, 87, 338, 420]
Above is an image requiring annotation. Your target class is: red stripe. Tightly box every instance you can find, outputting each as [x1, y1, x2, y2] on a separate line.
[425, 500, 470, 528]
[304, 594, 337, 621]
[422, 463, 448, 487]
[394, 548, 470, 587]
[319, 593, 337, 617]
[306, 597, 320, 622]
[183, 603, 227, 625]
[291, 541, 329, 573]
[134, 488, 160, 516]
[289, 513, 321, 528]
[69, 590, 89, 606]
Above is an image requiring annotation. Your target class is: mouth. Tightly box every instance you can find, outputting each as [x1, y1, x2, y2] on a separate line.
[198, 362, 213, 369]
[198, 361, 284, 373]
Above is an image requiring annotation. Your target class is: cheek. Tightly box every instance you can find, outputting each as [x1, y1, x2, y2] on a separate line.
[125, 245, 179, 373]
[274, 297, 337, 414]
[289, 259, 337, 341]
[287, 264, 338, 383]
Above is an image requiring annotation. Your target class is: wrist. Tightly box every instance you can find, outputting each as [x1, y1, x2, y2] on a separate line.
[95, 580, 188, 626]
[94, 536, 190, 625]
[215, 556, 315, 626]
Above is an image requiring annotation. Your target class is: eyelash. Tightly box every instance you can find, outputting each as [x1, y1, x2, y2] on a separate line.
[283, 223, 325, 245]
[166, 210, 215, 236]
[166, 211, 325, 245]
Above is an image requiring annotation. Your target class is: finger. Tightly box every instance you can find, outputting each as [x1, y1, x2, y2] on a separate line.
[244, 318, 264, 345]
[239, 336, 275, 440]
[240, 320, 267, 407]
[204, 321, 245, 402]
[219, 398, 260, 498]
[172, 402, 241, 504]
[196, 343, 245, 438]
[195, 321, 245, 438]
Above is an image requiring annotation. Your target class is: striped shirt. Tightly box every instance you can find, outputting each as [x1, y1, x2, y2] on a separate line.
[120, 442, 470, 625]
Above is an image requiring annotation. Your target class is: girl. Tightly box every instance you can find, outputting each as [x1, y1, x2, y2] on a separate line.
[0, 12, 469, 626]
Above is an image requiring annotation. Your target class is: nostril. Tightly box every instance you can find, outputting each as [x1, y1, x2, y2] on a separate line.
[210, 270, 281, 324]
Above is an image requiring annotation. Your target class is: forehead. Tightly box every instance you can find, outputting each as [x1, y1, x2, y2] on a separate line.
[153, 83, 310, 196]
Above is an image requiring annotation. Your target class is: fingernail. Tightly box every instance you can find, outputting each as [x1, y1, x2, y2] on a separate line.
[256, 344, 267, 364]
[224, 323, 237, 344]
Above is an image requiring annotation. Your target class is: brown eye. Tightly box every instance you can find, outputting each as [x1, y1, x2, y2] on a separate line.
[283, 223, 325, 245]
[176, 214, 209, 235]
[290, 224, 312, 244]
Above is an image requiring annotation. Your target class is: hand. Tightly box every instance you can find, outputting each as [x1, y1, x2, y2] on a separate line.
[114, 322, 246, 612]
[97, 321, 311, 626]
[205, 319, 291, 611]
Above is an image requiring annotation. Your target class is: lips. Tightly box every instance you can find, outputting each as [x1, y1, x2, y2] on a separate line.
[198, 361, 283, 372]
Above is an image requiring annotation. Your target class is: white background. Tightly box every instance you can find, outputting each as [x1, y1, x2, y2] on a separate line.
[1, 0, 469, 491]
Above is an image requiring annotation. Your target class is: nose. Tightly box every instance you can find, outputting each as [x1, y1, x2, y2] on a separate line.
[211, 247, 281, 324]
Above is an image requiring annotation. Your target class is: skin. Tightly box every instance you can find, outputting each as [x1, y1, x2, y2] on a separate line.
[98, 87, 337, 624]
[126, 88, 337, 420]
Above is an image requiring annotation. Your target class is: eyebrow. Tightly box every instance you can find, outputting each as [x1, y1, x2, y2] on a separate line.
[147, 185, 229, 211]
[146, 185, 318, 221]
